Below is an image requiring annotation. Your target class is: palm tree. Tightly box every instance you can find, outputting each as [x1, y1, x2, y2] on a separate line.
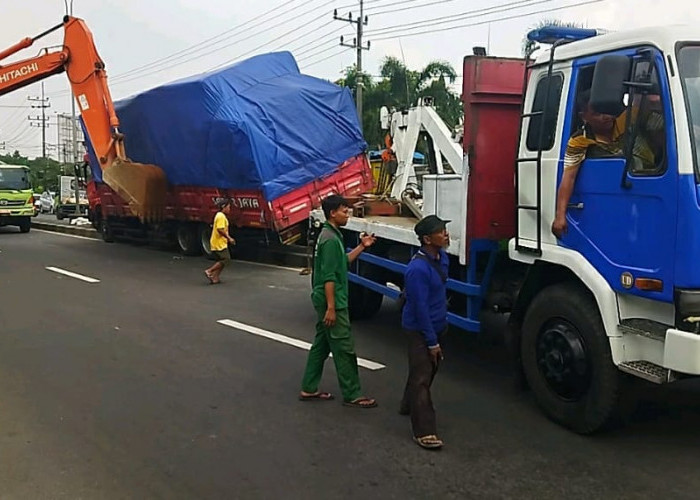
[522, 18, 584, 57]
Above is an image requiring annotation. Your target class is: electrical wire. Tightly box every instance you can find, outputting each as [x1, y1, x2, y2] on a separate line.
[370, 0, 605, 41]
[300, 49, 349, 69]
[106, 0, 301, 82]
[48, 0, 303, 96]
[206, 0, 339, 72]
[366, 0, 547, 35]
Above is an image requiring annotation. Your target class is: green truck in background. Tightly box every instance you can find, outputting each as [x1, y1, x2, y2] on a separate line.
[0, 162, 33, 233]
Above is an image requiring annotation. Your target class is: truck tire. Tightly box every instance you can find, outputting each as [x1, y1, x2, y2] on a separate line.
[100, 219, 115, 243]
[177, 223, 201, 256]
[199, 223, 214, 260]
[521, 283, 621, 434]
[56, 208, 64, 221]
[18, 217, 31, 233]
[348, 263, 384, 320]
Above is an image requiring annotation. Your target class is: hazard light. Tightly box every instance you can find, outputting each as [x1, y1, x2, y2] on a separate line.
[526, 26, 601, 45]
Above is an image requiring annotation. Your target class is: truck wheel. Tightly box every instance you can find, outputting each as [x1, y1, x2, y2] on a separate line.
[199, 223, 214, 260]
[56, 209, 64, 221]
[177, 223, 201, 256]
[18, 217, 31, 233]
[521, 283, 621, 434]
[100, 219, 115, 243]
[348, 263, 384, 320]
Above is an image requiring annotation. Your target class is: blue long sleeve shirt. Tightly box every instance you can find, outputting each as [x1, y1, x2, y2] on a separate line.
[401, 248, 449, 347]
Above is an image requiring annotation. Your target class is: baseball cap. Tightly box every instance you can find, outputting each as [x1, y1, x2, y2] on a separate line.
[414, 215, 450, 237]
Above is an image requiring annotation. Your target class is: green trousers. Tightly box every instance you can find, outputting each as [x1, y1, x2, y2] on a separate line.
[301, 308, 361, 402]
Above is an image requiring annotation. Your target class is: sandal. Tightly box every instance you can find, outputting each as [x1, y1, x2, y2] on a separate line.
[343, 397, 377, 409]
[204, 271, 214, 284]
[299, 391, 334, 402]
[414, 435, 443, 449]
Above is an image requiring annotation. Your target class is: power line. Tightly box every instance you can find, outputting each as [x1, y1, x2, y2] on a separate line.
[276, 25, 348, 59]
[47, 0, 307, 96]
[297, 44, 345, 63]
[336, 0, 384, 10]
[110, 0, 304, 83]
[366, 0, 546, 35]
[292, 27, 352, 58]
[370, 0, 604, 41]
[367, 0, 458, 14]
[47, 0, 297, 97]
[108, 0, 337, 89]
[300, 49, 349, 69]
[206, 0, 339, 72]
[113, 0, 299, 81]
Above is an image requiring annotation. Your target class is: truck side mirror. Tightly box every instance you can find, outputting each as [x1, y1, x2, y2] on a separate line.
[590, 55, 631, 116]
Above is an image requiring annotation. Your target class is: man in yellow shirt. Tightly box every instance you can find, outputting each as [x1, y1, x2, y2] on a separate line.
[205, 199, 235, 284]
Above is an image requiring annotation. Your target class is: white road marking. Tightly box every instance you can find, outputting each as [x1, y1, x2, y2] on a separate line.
[46, 266, 100, 283]
[217, 319, 386, 371]
[34, 229, 98, 241]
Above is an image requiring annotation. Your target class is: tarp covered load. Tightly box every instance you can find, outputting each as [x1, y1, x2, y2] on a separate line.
[88, 52, 366, 200]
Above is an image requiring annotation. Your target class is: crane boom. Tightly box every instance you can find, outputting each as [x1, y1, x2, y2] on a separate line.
[0, 16, 166, 221]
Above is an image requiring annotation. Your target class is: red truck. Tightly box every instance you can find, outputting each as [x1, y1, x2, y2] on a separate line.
[85, 51, 372, 255]
[86, 153, 371, 255]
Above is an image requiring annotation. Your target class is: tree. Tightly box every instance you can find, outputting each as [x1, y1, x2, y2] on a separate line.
[521, 18, 584, 57]
[336, 57, 463, 148]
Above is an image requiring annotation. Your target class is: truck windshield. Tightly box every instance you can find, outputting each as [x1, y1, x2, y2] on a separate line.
[678, 46, 700, 174]
[0, 168, 31, 190]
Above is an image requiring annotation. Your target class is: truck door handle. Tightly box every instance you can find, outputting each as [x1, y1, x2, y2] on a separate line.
[568, 202, 584, 210]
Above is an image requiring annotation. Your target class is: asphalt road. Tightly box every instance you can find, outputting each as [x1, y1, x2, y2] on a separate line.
[2, 226, 700, 499]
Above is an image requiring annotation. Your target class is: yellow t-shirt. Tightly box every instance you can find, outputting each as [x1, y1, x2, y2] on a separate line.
[210, 212, 229, 251]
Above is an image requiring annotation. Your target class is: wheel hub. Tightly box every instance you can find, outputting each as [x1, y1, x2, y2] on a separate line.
[536, 321, 590, 401]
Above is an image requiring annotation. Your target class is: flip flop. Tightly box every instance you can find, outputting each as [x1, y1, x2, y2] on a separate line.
[299, 391, 334, 401]
[204, 271, 214, 284]
[414, 435, 443, 449]
[343, 397, 377, 409]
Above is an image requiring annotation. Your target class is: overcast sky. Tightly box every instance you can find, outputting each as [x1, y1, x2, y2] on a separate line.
[0, 0, 697, 158]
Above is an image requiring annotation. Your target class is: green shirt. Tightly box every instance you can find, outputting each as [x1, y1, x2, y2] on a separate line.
[311, 222, 349, 310]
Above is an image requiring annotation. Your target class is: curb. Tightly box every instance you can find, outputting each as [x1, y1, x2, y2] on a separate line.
[33, 220, 310, 269]
[32, 221, 100, 240]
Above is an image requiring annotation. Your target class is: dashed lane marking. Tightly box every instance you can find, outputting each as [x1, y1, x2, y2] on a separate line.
[46, 266, 100, 283]
[217, 319, 386, 371]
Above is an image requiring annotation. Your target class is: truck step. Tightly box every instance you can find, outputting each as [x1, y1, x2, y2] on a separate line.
[619, 318, 669, 341]
[618, 360, 675, 384]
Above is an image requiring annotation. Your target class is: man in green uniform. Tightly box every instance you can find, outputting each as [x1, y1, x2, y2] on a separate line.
[299, 194, 378, 408]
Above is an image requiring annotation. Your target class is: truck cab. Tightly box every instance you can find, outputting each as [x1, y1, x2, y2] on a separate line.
[311, 25, 700, 433]
[0, 162, 33, 233]
[511, 26, 700, 414]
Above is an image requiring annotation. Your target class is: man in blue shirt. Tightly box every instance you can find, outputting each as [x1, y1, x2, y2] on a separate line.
[399, 215, 450, 449]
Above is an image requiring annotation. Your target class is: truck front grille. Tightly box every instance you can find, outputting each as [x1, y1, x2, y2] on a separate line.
[0, 199, 26, 207]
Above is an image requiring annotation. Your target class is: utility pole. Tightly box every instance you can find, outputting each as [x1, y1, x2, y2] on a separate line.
[28, 82, 51, 159]
[334, 1, 370, 129]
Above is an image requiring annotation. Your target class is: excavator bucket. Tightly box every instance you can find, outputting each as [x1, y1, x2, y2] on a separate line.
[102, 159, 167, 222]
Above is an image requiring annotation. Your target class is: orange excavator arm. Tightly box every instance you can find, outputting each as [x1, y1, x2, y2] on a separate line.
[0, 16, 166, 221]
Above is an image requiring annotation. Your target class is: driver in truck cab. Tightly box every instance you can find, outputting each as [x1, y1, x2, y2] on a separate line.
[552, 89, 664, 238]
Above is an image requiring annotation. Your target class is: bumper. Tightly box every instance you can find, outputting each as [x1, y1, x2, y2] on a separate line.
[664, 328, 700, 374]
[0, 209, 34, 221]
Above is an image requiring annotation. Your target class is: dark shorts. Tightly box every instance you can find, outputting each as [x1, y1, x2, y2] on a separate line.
[213, 248, 231, 262]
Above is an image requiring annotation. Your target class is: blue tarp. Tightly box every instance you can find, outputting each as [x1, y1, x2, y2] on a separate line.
[86, 52, 366, 200]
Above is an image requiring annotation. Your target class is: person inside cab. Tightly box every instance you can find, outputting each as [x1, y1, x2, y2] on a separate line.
[551, 89, 664, 238]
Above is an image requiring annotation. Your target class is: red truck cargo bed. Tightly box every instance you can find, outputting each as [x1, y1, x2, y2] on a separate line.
[90, 153, 372, 239]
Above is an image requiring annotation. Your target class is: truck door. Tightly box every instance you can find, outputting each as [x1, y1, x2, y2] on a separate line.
[559, 49, 677, 303]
